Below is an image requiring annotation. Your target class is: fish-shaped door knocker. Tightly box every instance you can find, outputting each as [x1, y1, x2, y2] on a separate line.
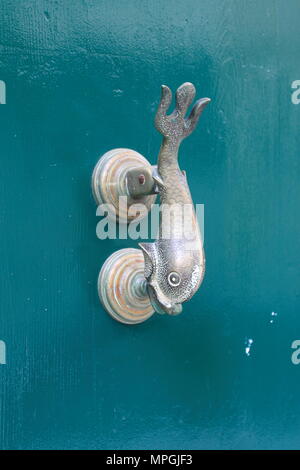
[92, 82, 210, 324]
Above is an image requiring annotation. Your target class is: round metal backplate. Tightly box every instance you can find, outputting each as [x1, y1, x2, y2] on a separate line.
[98, 248, 155, 325]
[92, 148, 156, 223]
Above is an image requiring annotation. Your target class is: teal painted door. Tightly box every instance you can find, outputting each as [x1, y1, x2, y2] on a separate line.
[0, 0, 300, 450]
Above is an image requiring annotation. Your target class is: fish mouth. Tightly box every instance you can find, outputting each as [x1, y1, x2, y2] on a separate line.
[147, 285, 182, 316]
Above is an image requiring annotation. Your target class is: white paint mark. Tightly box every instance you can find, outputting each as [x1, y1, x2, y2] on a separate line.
[0, 340, 6, 364]
[270, 311, 278, 324]
[245, 338, 253, 357]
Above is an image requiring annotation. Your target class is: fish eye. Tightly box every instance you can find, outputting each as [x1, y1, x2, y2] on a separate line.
[168, 271, 181, 287]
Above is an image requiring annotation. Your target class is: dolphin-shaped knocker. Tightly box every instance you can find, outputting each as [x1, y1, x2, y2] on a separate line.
[139, 82, 210, 315]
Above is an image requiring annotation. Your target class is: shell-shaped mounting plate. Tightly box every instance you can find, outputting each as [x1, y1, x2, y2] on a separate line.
[98, 248, 155, 324]
[92, 148, 156, 223]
